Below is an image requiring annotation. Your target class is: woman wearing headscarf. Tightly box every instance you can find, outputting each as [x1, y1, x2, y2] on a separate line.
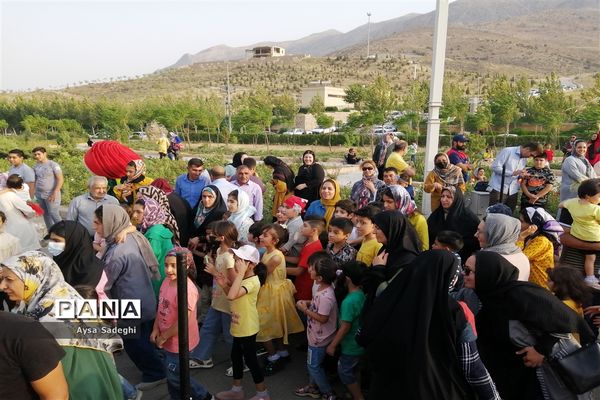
[586, 131, 600, 167]
[360, 210, 421, 316]
[381, 184, 429, 251]
[93, 204, 165, 387]
[138, 184, 181, 245]
[464, 251, 595, 400]
[560, 139, 597, 224]
[359, 248, 477, 399]
[304, 178, 341, 227]
[227, 189, 256, 243]
[133, 197, 175, 296]
[0, 187, 40, 251]
[151, 178, 192, 247]
[113, 159, 154, 204]
[190, 185, 227, 246]
[427, 187, 480, 261]
[225, 151, 248, 180]
[476, 213, 530, 281]
[294, 150, 325, 204]
[46, 220, 106, 296]
[350, 160, 385, 209]
[0, 251, 122, 399]
[424, 152, 467, 211]
[264, 156, 296, 219]
[518, 207, 564, 289]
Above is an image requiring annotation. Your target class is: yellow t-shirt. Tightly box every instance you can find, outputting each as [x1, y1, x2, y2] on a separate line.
[212, 248, 235, 313]
[385, 152, 409, 174]
[517, 236, 554, 290]
[408, 212, 429, 251]
[356, 238, 383, 267]
[230, 275, 260, 337]
[563, 198, 600, 242]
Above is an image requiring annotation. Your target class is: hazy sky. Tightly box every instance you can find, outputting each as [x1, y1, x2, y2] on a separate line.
[1, 0, 441, 91]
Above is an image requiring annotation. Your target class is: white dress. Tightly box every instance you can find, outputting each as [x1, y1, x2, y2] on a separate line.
[0, 191, 40, 251]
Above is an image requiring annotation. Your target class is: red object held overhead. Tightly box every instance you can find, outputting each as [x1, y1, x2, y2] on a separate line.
[83, 140, 142, 179]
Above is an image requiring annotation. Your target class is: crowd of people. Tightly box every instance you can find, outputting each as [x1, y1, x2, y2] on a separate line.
[0, 134, 599, 400]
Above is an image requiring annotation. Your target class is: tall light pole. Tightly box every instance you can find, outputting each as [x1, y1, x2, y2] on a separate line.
[422, 0, 449, 215]
[366, 12, 372, 59]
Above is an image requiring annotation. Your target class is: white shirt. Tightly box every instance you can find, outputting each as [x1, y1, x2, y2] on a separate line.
[490, 146, 527, 196]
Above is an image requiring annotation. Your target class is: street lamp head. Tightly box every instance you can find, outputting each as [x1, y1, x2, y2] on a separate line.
[367, 12, 371, 17]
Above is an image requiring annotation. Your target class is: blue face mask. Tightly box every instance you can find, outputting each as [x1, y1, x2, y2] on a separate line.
[47, 241, 65, 257]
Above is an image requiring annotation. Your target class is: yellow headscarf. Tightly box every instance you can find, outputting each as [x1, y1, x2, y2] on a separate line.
[320, 178, 341, 226]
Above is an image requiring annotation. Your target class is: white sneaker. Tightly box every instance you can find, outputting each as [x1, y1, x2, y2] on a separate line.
[225, 364, 250, 377]
[584, 276, 600, 290]
[135, 378, 167, 391]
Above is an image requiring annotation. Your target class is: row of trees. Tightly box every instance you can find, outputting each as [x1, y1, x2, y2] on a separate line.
[343, 73, 600, 144]
[0, 73, 597, 143]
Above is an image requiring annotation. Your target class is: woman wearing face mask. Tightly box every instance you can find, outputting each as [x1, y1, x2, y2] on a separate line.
[295, 150, 325, 205]
[47, 220, 107, 298]
[424, 153, 466, 211]
[559, 139, 597, 225]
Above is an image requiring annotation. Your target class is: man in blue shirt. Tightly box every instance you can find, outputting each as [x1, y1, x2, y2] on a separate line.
[489, 142, 543, 212]
[175, 158, 210, 208]
[447, 134, 472, 183]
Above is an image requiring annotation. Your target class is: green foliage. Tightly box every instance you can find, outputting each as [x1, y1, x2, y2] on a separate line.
[488, 76, 520, 136]
[272, 93, 298, 126]
[344, 84, 366, 111]
[530, 73, 570, 142]
[363, 76, 398, 125]
[441, 81, 469, 132]
[308, 94, 325, 116]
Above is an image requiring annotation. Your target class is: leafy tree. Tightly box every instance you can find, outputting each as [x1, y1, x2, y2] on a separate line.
[400, 81, 429, 136]
[488, 76, 520, 143]
[272, 93, 298, 127]
[531, 73, 570, 144]
[316, 114, 334, 128]
[0, 119, 8, 134]
[308, 94, 325, 116]
[21, 115, 50, 137]
[576, 74, 600, 133]
[441, 81, 469, 133]
[344, 84, 367, 111]
[364, 76, 397, 125]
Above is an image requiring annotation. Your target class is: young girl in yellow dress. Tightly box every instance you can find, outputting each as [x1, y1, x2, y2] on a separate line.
[257, 224, 304, 375]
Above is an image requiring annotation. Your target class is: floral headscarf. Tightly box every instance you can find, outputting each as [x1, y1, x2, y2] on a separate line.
[432, 153, 464, 186]
[385, 185, 416, 215]
[140, 197, 167, 233]
[523, 207, 564, 247]
[2, 251, 118, 353]
[138, 185, 180, 243]
[127, 159, 147, 183]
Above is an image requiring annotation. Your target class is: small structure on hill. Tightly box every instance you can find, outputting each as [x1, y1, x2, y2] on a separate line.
[246, 46, 286, 58]
[301, 81, 353, 109]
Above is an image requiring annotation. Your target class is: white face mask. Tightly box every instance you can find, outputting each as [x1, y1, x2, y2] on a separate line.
[47, 241, 65, 256]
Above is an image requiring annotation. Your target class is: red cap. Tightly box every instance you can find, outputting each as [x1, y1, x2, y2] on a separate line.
[283, 195, 307, 211]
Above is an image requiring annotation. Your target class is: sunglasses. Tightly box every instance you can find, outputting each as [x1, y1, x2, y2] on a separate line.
[362, 167, 374, 171]
[463, 266, 475, 276]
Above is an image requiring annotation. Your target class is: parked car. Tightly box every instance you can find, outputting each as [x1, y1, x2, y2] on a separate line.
[283, 128, 304, 135]
[309, 126, 335, 134]
[129, 131, 147, 140]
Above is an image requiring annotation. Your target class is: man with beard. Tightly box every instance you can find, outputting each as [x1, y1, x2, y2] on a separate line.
[447, 134, 472, 183]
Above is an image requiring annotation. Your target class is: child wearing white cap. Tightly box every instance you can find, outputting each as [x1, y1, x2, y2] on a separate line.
[208, 245, 270, 400]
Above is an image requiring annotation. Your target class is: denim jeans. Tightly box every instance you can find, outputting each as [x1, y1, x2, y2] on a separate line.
[36, 195, 62, 229]
[122, 320, 166, 382]
[195, 307, 232, 360]
[307, 345, 332, 394]
[337, 354, 360, 385]
[161, 346, 209, 400]
[119, 374, 137, 399]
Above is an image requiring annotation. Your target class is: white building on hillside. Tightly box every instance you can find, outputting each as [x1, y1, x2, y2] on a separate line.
[300, 81, 353, 109]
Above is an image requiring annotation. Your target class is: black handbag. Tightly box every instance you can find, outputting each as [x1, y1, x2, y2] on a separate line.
[551, 341, 600, 394]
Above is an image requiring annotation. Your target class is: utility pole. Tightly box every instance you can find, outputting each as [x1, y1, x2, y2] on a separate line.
[422, 0, 449, 215]
[224, 63, 233, 134]
[366, 12, 372, 59]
